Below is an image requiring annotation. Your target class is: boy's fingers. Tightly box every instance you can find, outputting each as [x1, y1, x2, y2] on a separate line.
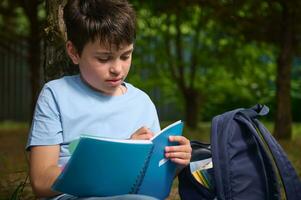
[169, 136, 190, 144]
[165, 145, 191, 153]
[131, 127, 154, 140]
[140, 127, 154, 136]
[142, 133, 153, 140]
[135, 126, 149, 134]
[132, 133, 153, 140]
[165, 152, 191, 159]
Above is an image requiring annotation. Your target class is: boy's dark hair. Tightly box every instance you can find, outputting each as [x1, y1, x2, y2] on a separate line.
[63, 0, 136, 54]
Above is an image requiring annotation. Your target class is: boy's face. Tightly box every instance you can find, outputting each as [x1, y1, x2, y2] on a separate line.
[67, 40, 133, 96]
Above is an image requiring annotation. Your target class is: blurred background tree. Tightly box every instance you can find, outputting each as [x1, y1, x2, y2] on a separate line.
[129, 0, 301, 140]
[44, 0, 78, 82]
[0, 0, 300, 139]
[208, 0, 301, 139]
[0, 0, 45, 118]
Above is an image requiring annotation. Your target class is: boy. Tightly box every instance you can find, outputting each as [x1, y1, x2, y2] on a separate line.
[26, 0, 192, 199]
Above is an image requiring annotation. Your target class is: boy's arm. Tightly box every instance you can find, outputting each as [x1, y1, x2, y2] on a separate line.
[29, 145, 62, 198]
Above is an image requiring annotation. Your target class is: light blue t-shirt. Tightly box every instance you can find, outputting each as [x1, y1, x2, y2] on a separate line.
[26, 75, 161, 167]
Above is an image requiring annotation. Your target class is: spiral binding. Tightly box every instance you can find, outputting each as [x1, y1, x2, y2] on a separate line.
[129, 145, 155, 194]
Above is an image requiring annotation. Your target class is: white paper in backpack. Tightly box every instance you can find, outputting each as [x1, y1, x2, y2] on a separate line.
[190, 158, 213, 172]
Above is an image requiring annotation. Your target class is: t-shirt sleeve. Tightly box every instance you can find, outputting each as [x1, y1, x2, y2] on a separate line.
[26, 85, 63, 150]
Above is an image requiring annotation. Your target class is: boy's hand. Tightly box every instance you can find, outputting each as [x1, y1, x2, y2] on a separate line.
[165, 136, 192, 166]
[130, 127, 154, 140]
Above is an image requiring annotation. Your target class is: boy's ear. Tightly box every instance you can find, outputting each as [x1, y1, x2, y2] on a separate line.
[66, 41, 80, 64]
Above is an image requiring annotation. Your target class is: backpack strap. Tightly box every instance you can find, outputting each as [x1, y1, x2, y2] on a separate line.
[210, 112, 229, 199]
[235, 111, 280, 200]
[238, 105, 301, 200]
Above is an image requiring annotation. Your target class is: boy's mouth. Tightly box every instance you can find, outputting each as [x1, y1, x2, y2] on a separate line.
[106, 78, 123, 86]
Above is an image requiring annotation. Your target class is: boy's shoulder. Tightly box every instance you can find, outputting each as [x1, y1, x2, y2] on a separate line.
[125, 82, 152, 100]
[40, 75, 80, 99]
[45, 75, 79, 89]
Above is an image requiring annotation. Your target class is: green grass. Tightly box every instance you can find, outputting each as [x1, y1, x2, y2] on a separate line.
[0, 121, 29, 132]
[293, 122, 301, 137]
[1, 121, 300, 200]
[0, 122, 32, 200]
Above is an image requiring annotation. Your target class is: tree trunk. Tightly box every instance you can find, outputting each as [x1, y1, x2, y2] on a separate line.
[274, 52, 292, 140]
[44, 0, 76, 82]
[274, 3, 293, 140]
[183, 88, 201, 128]
[24, 1, 42, 118]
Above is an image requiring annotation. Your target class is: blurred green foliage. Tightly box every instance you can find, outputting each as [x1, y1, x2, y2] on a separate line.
[1, 1, 300, 123]
[127, 1, 301, 122]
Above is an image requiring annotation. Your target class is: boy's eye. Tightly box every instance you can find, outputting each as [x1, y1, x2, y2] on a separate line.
[121, 54, 131, 61]
[96, 57, 110, 63]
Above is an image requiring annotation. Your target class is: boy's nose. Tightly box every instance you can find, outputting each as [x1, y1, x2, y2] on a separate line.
[109, 60, 122, 75]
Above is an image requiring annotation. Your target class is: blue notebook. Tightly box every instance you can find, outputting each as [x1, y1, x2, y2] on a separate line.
[52, 120, 184, 199]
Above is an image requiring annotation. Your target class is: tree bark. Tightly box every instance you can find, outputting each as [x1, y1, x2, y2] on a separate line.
[274, 2, 293, 140]
[44, 0, 77, 82]
[183, 88, 201, 128]
[28, 10, 41, 118]
[19, 0, 43, 118]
